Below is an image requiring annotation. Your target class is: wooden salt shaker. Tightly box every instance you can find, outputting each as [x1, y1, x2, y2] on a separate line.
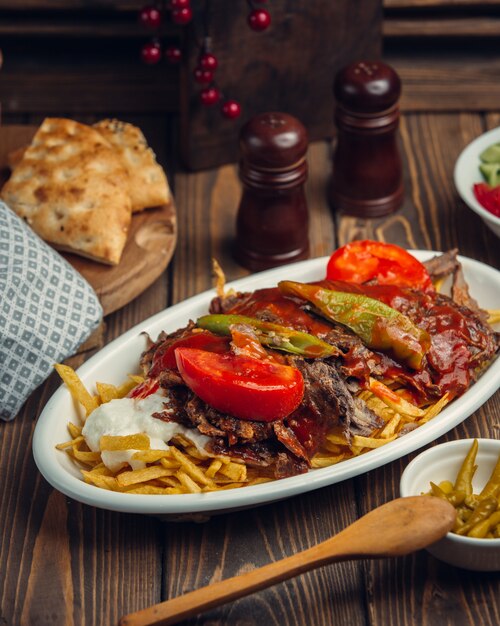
[330, 61, 404, 217]
[234, 112, 310, 272]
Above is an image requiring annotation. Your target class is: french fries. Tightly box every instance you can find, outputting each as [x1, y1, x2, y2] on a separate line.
[56, 364, 451, 495]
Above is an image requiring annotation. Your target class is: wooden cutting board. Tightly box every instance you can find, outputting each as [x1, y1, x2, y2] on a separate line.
[0, 124, 177, 316]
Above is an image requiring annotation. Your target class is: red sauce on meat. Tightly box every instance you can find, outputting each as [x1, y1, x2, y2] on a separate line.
[226, 281, 497, 402]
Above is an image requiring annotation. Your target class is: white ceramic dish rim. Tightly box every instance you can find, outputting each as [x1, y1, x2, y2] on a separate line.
[400, 438, 500, 545]
[454, 126, 500, 227]
[33, 251, 500, 515]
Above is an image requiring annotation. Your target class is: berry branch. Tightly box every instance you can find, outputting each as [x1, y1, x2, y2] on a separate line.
[138, 1, 272, 121]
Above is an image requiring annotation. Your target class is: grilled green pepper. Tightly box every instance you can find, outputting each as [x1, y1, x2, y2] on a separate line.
[196, 314, 340, 358]
[277, 281, 431, 370]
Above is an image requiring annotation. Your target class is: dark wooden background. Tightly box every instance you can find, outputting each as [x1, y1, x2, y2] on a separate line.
[1, 2, 500, 625]
[2, 0, 500, 168]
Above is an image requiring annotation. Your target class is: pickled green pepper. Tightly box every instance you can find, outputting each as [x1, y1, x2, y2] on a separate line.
[277, 281, 431, 370]
[196, 314, 340, 359]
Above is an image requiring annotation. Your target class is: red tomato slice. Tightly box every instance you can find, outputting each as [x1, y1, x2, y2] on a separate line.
[473, 183, 500, 218]
[326, 240, 434, 292]
[175, 348, 304, 422]
[129, 378, 160, 399]
[149, 331, 230, 376]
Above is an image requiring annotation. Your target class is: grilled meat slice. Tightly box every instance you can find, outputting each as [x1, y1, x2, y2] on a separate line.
[451, 263, 488, 322]
[140, 321, 196, 375]
[423, 249, 459, 280]
[184, 394, 274, 445]
[208, 439, 309, 478]
[288, 359, 382, 450]
[424, 250, 488, 322]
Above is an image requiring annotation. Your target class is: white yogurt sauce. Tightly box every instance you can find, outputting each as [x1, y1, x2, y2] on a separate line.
[82, 391, 210, 471]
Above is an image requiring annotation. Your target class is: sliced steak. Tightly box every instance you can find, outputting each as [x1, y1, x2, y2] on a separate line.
[423, 249, 459, 280]
[288, 358, 382, 449]
[184, 394, 274, 445]
[451, 263, 488, 322]
[208, 439, 308, 478]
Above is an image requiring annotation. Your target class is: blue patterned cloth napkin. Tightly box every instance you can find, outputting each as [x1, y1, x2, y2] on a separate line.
[0, 202, 103, 420]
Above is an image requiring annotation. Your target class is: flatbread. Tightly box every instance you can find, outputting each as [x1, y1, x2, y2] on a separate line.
[7, 146, 26, 170]
[1, 118, 131, 265]
[93, 119, 171, 213]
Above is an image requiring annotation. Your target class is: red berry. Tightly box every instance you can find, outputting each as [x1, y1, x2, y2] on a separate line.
[221, 100, 242, 119]
[248, 9, 271, 31]
[193, 67, 214, 84]
[165, 46, 182, 64]
[200, 87, 221, 107]
[199, 53, 218, 72]
[170, 0, 190, 7]
[139, 5, 162, 29]
[141, 41, 162, 64]
[171, 7, 193, 24]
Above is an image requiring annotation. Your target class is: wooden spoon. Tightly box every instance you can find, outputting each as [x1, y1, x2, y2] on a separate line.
[119, 496, 455, 626]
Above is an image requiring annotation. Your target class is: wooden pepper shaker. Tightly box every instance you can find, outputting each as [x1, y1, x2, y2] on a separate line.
[234, 112, 310, 272]
[330, 61, 404, 217]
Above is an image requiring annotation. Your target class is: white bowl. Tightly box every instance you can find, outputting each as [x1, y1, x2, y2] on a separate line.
[454, 126, 500, 238]
[400, 439, 500, 571]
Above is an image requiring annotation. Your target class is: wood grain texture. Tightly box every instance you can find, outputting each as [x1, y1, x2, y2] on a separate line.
[0, 40, 179, 115]
[390, 52, 500, 112]
[0, 0, 144, 8]
[384, 16, 500, 37]
[385, 0, 500, 7]
[180, 0, 381, 170]
[2, 107, 500, 626]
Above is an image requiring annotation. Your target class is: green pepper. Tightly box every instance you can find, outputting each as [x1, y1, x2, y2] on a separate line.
[196, 314, 340, 359]
[277, 281, 431, 370]
[479, 454, 500, 500]
[456, 497, 498, 536]
[467, 510, 500, 539]
[454, 439, 478, 497]
[430, 482, 465, 507]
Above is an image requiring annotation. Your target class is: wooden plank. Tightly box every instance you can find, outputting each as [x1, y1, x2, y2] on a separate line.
[388, 53, 500, 111]
[0, 71, 178, 115]
[0, 0, 143, 9]
[384, 0, 500, 7]
[160, 487, 366, 625]
[0, 16, 176, 38]
[180, 0, 381, 171]
[385, 16, 500, 37]
[0, 35, 179, 115]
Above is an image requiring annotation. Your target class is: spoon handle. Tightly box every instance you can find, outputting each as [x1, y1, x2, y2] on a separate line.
[119, 543, 341, 626]
[119, 496, 455, 626]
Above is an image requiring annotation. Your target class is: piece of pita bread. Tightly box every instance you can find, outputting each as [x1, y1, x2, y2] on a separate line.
[7, 146, 26, 170]
[93, 119, 171, 213]
[1, 118, 131, 265]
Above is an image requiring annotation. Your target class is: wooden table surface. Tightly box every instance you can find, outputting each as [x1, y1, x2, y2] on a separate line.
[1, 111, 500, 626]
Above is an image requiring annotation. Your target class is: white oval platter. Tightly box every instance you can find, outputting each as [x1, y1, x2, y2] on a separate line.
[33, 252, 500, 516]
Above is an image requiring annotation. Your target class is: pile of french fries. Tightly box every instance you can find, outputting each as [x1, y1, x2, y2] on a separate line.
[55, 362, 452, 494]
[55, 364, 274, 494]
